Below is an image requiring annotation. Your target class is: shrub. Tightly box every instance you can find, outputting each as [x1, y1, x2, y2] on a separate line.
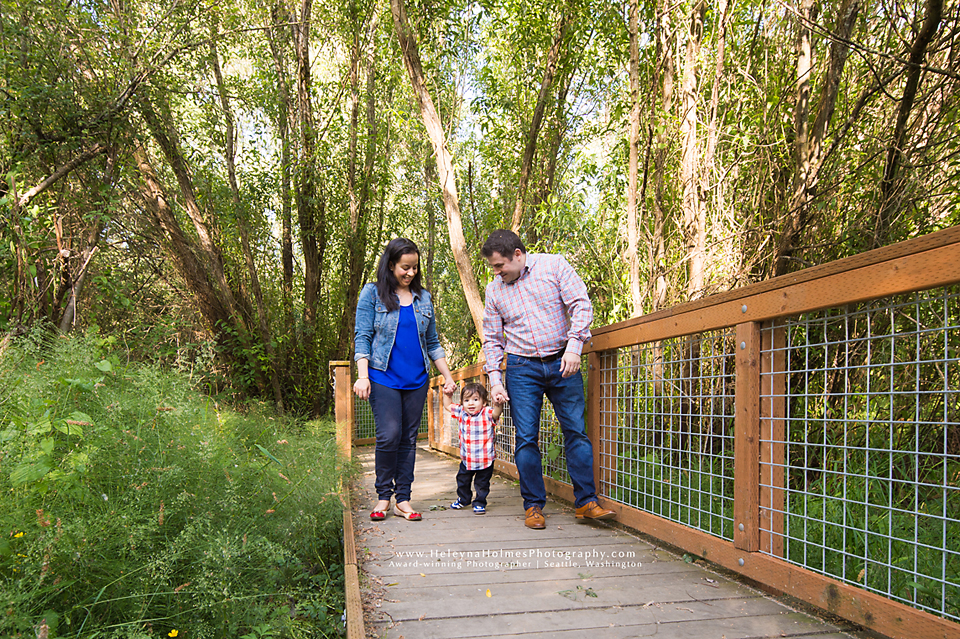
[0, 330, 349, 638]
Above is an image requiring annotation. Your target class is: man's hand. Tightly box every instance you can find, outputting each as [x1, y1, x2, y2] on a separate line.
[559, 352, 581, 378]
[491, 383, 510, 404]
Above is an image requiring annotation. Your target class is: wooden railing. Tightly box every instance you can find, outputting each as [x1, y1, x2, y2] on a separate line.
[340, 225, 960, 639]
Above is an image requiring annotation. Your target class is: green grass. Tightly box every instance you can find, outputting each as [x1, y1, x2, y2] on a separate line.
[0, 329, 350, 638]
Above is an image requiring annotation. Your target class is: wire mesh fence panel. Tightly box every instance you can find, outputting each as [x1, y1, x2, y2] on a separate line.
[353, 393, 430, 440]
[355, 395, 376, 440]
[599, 330, 737, 541]
[759, 285, 960, 621]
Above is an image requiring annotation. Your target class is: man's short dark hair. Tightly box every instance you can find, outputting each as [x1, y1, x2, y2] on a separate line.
[481, 229, 526, 258]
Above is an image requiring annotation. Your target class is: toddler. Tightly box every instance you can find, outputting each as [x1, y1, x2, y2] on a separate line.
[442, 382, 503, 514]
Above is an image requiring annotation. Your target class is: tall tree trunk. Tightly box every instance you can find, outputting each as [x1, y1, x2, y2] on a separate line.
[511, 13, 574, 233]
[268, 4, 295, 317]
[649, 0, 674, 314]
[624, 0, 642, 317]
[703, 0, 731, 202]
[133, 145, 232, 332]
[425, 148, 438, 293]
[294, 0, 325, 329]
[59, 149, 117, 332]
[773, 0, 816, 277]
[876, 0, 943, 246]
[138, 95, 248, 328]
[337, 7, 380, 360]
[391, 0, 485, 341]
[211, 23, 284, 410]
[775, 0, 861, 274]
[534, 68, 571, 215]
[680, 0, 706, 301]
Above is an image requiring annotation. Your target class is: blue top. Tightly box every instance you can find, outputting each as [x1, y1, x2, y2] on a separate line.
[369, 305, 427, 389]
[354, 283, 446, 376]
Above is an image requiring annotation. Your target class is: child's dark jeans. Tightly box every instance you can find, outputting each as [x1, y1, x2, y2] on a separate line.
[456, 462, 494, 507]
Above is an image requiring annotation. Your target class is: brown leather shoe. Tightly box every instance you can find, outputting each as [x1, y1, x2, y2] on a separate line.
[575, 500, 616, 520]
[525, 505, 546, 529]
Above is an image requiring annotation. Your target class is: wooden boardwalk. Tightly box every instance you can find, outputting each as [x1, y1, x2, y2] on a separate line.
[352, 445, 857, 639]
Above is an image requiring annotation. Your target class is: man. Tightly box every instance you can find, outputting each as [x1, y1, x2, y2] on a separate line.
[481, 229, 615, 529]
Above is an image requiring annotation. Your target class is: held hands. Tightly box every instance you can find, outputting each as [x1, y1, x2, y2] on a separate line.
[559, 352, 581, 378]
[490, 383, 509, 404]
[442, 377, 457, 396]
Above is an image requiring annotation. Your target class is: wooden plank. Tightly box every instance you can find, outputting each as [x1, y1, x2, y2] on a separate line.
[607, 501, 960, 639]
[760, 321, 786, 557]
[734, 322, 761, 552]
[344, 564, 364, 639]
[591, 226, 960, 339]
[587, 241, 960, 353]
[343, 493, 356, 565]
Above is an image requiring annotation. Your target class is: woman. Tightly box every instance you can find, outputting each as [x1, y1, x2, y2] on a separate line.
[354, 238, 456, 521]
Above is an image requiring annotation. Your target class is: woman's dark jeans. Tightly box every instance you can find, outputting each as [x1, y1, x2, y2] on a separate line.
[369, 381, 428, 503]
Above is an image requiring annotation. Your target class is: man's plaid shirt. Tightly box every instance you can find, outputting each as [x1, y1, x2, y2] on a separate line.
[482, 253, 593, 387]
[451, 404, 497, 470]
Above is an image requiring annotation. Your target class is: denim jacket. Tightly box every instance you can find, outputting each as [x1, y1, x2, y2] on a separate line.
[354, 283, 446, 374]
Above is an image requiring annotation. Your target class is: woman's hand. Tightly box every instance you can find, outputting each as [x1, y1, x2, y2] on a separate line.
[354, 377, 371, 400]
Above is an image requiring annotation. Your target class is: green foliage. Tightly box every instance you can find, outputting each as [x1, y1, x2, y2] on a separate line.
[0, 331, 349, 638]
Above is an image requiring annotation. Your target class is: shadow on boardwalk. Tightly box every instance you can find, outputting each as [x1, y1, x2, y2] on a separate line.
[352, 445, 857, 639]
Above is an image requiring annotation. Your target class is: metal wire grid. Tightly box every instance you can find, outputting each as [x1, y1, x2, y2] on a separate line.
[353, 393, 429, 440]
[599, 330, 737, 541]
[759, 285, 960, 620]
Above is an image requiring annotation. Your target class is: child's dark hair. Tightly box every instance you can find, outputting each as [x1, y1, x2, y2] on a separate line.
[461, 382, 488, 403]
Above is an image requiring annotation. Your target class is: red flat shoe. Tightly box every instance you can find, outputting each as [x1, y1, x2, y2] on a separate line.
[393, 506, 422, 521]
[370, 510, 387, 521]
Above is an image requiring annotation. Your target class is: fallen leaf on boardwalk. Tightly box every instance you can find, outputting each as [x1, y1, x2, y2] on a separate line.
[558, 590, 577, 601]
[584, 588, 597, 598]
[642, 601, 656, 608]
[420, 573, 426, 577]
[386, 582, 399, 587]
[419, 615, 426, 621]
[486, 589, 492, 597]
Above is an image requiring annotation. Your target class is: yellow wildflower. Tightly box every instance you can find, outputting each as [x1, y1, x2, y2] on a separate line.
[13, 532, 24, 538]
[168, 631, 179, 638]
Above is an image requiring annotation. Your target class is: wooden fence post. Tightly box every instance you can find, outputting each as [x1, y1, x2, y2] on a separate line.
[734, 323, 760, 552]
[329, 360, 363, 639]
[331, 361, 353, 457]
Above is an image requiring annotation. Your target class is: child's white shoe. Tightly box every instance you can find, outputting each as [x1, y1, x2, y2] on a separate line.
[450, 499, 466, 510]
[473, 504, 485, 515]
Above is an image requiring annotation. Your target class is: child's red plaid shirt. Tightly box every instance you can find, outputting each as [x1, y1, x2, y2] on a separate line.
[450, 404, 497, 470]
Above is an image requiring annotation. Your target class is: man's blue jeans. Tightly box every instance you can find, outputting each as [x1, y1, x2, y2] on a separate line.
[504, 353, 598, 510]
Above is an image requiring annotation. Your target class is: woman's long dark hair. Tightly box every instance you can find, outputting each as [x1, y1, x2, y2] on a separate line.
[375, 238, 423, 311]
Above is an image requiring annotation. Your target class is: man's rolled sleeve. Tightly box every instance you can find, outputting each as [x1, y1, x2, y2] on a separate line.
[482, 289, 506, 387]
[557, 256, 593, 349]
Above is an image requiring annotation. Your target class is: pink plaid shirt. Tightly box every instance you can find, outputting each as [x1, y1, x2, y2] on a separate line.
[451, 404, 497, 470]
[482, 253, 593, 387]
